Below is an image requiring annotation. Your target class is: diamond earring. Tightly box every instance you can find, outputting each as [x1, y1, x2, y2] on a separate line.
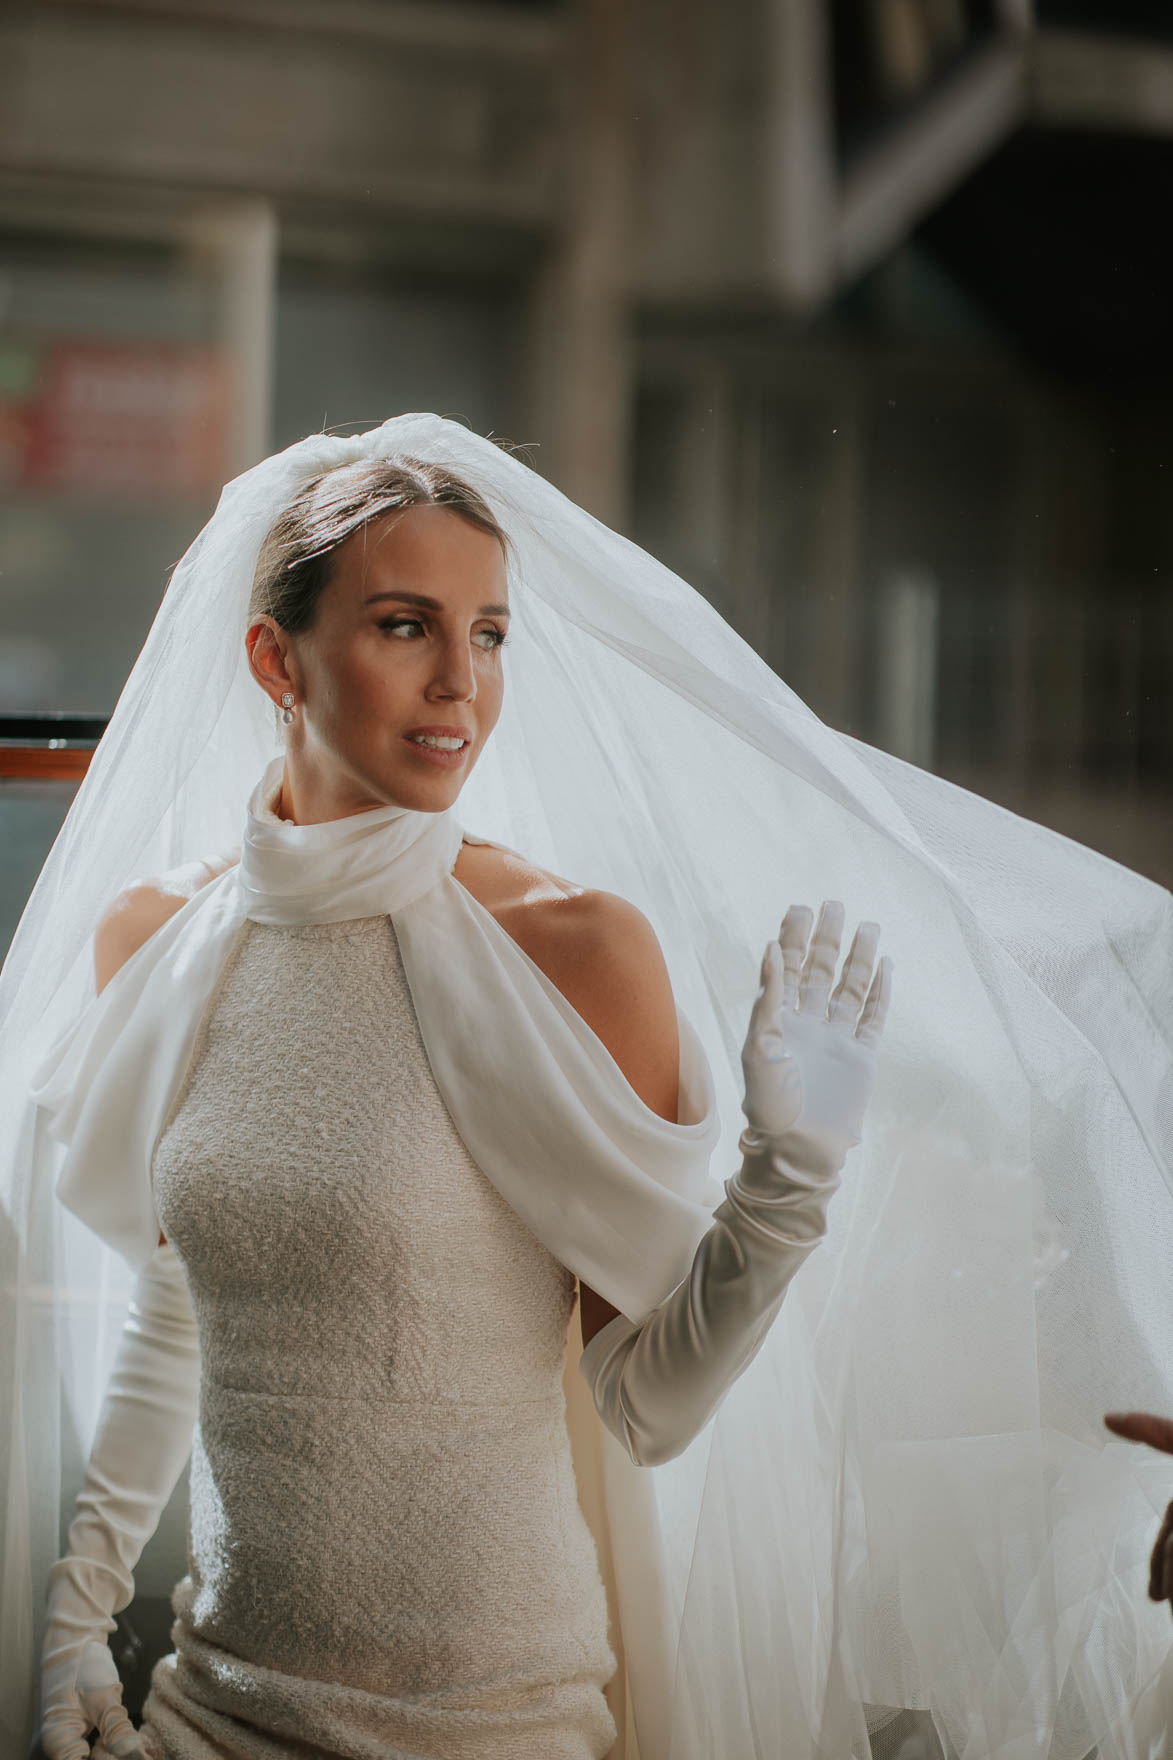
[280, 692, 295, 725]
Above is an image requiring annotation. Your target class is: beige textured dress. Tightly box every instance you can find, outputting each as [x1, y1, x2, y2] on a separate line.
[138, 907, 619, 1760]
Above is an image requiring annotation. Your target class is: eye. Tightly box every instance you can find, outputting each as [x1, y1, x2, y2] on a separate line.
[377, 616, 510, 651]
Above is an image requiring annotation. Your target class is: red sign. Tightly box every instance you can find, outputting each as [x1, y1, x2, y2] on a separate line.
[0, 338, 230, 500]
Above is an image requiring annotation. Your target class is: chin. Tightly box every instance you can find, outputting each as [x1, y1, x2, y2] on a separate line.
[383, 757, 470, 810]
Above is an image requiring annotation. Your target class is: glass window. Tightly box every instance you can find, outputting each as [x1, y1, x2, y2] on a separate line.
[0, 227, 233, 717]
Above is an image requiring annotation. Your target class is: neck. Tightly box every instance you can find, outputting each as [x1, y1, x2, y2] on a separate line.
[240, 753, 467, 925]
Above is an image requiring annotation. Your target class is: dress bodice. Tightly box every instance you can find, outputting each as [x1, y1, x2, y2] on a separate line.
[141, 910, 617, 1758]
[154, 910, 580, 1405]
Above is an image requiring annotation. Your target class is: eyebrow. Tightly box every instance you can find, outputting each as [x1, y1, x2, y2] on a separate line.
[363, 590, 511, 616]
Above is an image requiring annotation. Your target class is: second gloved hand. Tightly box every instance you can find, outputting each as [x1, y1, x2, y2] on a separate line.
[37, 1241, 201, 1760]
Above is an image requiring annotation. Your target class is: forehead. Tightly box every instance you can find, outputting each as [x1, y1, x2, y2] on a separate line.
[343, 504, 507, 591]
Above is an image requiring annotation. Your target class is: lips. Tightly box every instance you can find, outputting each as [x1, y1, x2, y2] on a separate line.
[402, 729, 472, 768]
[403, 724, 473, 743]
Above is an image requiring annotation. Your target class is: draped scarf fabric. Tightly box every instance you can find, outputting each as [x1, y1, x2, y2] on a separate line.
[28, 754, 723, 1324]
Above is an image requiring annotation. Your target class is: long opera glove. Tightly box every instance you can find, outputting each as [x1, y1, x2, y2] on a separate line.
[38, 1242, 200, 1760]
[579, 901, 892, 1468]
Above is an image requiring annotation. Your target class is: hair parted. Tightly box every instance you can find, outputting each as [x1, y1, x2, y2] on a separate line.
[248, 453, 514, 637]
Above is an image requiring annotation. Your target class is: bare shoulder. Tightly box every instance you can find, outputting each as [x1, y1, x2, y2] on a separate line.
[94, 848, 240, 996]
[454, 838, 679, 1124]
[455, 839, 679, 1346]
[517, 886, 676, 1037]
[453, 835, 584, 910]
[92, 849, 240, 1251]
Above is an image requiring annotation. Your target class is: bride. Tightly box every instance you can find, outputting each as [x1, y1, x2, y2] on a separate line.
[3, 413, 1171, 1760]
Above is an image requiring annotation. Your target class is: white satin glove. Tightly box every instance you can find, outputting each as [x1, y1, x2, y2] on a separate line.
[38, 1241, 201, 1760]
[578, 899, 891, 1468]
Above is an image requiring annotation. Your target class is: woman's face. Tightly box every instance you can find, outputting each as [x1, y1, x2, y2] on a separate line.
[248, 504, 510, 822]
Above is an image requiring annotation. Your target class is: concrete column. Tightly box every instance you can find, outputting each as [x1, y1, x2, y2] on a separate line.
[520, 0, 635, 532]
[182, 198, 277, 476]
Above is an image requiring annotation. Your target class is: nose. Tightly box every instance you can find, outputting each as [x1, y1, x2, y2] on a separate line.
[427, 633, 477, 703]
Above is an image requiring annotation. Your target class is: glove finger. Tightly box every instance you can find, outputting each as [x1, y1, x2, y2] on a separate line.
[91, 1700, 144, 1760]
[776, 905, 811, 1016]
[93, 1730, 145, 1760]
[797, 900, 843, 1017]
[75, 1643, 144, 1758]
[39, 1703, 96, 1760]
[747, 937, 787, 1050]
[827, 921, 881, 1029]
[855, 955, 893, 1047]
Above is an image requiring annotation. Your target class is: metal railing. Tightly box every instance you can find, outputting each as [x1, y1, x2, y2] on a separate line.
[0, 711, 104, 781]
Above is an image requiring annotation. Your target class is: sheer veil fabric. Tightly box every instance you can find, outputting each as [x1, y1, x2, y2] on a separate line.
[2, 413, 1172, 1758]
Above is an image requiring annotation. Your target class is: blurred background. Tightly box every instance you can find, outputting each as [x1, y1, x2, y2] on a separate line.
[2, 0, 1171, 1736]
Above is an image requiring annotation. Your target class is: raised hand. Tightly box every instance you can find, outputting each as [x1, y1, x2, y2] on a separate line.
[579, 897, 894, 1469]
[741, 900, 892, 1153]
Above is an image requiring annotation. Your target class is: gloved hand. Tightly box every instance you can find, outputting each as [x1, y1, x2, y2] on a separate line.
[578, 899, 891, 1467]
[38, 1241, 201, 1760]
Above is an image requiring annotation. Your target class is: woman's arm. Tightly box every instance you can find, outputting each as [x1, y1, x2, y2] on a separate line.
[38, 1237, 201, 1756]
[95, 883, 186, 1249]
[38, 859, 237, 1753]
[567, 901, 890, 1466]
[95, 850, 241, 995]
[93, 851, 240, 1244]
[503, 887, 682, 1351]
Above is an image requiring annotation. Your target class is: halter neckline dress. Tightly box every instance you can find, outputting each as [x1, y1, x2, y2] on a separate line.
[137, 901, 619, 1759]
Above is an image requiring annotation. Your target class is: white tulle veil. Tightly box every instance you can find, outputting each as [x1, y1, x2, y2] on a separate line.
[2, 412, 1172, 1759]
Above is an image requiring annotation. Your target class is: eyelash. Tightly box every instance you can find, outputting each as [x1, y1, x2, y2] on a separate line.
[377, 616, 510, 651]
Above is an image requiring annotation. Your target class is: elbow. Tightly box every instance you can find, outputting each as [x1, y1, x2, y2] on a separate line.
[588, 1383, 684, 1468]
[631, 1436, 685, 1469]
[620, 1411, 692, 1469]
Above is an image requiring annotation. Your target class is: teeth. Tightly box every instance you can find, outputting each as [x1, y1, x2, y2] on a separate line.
[410, 734, 466, 750]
